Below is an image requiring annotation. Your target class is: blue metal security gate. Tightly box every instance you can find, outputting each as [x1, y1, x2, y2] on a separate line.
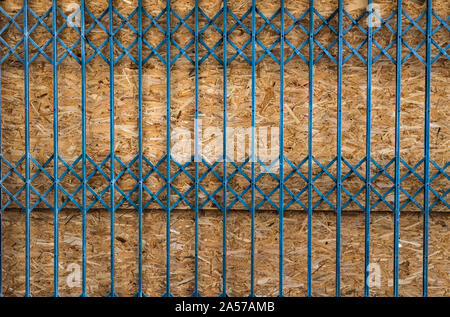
[0, 0, 448, 297]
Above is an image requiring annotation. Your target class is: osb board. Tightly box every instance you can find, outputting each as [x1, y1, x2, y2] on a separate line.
[1, 208, 449, 297]
[0, 0, 448, 212]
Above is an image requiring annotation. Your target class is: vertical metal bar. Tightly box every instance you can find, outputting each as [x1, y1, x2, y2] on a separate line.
[80, 0, 88, 297]
[336, 0, 343, 297]
[23, 0, 31, 298]
[250, 0, 256, 298]
[279, 0, 285, 298]
[220, 0, 228, 298]
[107, 0, 117, 297]
[136, 0, 145, 297]
[52, 0, 59, 297]
[423, 0, 432, 297]
[364, 0, 373, 297]
[393, 0, 402, 297]
[163, 0, 173, 298]
[193, 0, 200, 297]
[307, 0, 313, 297]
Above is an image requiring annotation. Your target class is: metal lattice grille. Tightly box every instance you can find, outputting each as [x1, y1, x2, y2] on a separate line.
[0, 0, 448, 297]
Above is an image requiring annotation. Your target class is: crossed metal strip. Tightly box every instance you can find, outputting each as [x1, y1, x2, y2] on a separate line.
[28, 155, 55, 210]
[310, 156, 337, 211]
[84, 7, 110, 64]
[0, 155, 53, 211]
[0, 152, 447, 212]
[194, 155, 285, 212]
[283, 156, 308, 210]
[279, 155, 443, 212]
[28, 8, 53, 64]
[1, 155, 26, 184]
[54, 6, 82, 65]
[169, 6, 231, 66]
[222, 156, 281, 211]
[310, 156, 368, 211]
[0, 183, 26, 211]
[113, 155, 167, 211]
[397, 158, 426, 211]
[1, 6, 448, 67]
[340, 157, 366, 211]
[224, 156, 251, 211]
[339, 157, 424, 211]
[342, 9, 368, 65]
[254, 156, 281, 211]
[169, 156, 195, 210]
[226, 7, 283, 66]
[169, 155, 226, 211]
[0, 7, 25, 63]
[198, 7, 224, 65]
[85, 155, 112, 210]
[369, 158, 445, 212]
[0, 155, 28, 210]
[430, 11, 449, 63]
[254, 8, 283, 65]
[401, 10, 449, 65]
[198, 157, 223, 210]
[52, 6, 86, 65]
[312, 8, 338, 64]
[57, 154, 111, 212]
[169, 8, 195, 65]
[429, 160, 449, 209]
[112, 155, 138, 210]
[0, 5, 448, 214]
[369, 8, 439, 65]
[142, 8, 167, 64]
[284, 8, 309, 64]
[56, 154, 167, 212]
[112, 7, 138, 65]
[372, 9, 398, 64]
[307, 8, 370, 65]
[226, 8, 252, 65]
[369, 158, 395, 210]
[0, 6, 23, 34]
[400, 10, 427, 65]
[313, 9, 369, 65]
[342, 157, 423, 212]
